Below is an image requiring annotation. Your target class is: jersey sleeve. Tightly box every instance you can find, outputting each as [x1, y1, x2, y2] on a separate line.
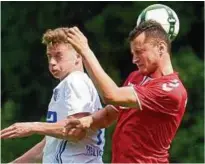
[64, 74, 95, 116]
[112, 71, 141, 112]
[133, 82, 182, 116]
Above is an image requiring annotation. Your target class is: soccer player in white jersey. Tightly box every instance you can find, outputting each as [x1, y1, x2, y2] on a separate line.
[0, 27, 105, 163]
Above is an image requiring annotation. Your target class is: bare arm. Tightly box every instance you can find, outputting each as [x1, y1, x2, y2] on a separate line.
[64, 105, 119, 134]
[31, 120, 84, 141]
[90, 105, 119, 129]
[1, 113, 89, 141]
[65, 27, 140, 108]
[32, 112, 89, 141]
[11, 138, 45, 163]
[83, 50, 139, 108]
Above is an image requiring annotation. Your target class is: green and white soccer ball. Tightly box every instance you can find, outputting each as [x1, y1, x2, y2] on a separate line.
[137, 4, 180, 41]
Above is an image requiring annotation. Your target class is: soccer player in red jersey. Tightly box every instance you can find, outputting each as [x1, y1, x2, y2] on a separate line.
[64, 20, 188, 163]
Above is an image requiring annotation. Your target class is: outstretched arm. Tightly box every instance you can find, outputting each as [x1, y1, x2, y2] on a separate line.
[11, 138, 45, 163]
[30, 119, 86, 141]
[0, 113, 89, 141]
[65, 27, 140, 108]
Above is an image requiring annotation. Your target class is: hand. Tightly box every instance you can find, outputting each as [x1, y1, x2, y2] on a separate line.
[62, 117, 87, 141]
[64, 27, 91, 56]
[0, 122, 34, 139]
[78, 116, 94, 129]
[63, 116, 93, 137]
[64, 127, 87, 142]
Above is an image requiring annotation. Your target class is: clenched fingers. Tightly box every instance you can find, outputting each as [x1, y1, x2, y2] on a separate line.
[63, 119, 82, 135]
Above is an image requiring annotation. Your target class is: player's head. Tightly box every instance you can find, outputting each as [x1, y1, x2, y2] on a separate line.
[128, 20, 171, 75]
[42, 27, 83, 80]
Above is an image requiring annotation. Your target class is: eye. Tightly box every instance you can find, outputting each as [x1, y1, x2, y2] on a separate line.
[135, 50, 140, 54]
[55, 52, 63, 61]
[134, 50, 142, 56]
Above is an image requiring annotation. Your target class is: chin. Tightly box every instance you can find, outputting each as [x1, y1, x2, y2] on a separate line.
[51, 73, 60, 79]
[53, 76, 60, 80]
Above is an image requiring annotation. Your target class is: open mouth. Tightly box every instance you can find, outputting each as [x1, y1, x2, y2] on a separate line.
[137, 64, 144, 67]
[51, 70, 59, 74]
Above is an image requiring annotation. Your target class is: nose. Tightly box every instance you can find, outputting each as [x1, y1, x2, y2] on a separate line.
[132, 56, 139, 64]
[49, 57, 57, 66]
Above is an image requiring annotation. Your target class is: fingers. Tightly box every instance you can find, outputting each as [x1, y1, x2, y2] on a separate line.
[1, 125, 14, 135]
[73, 27, 84, 36]
[63, 119, 82, 135]
[67, 128, 77, 136]
[1, 123, 32, 139]
[64, 119, 81, 129]
[63, 28, 75, 39]
[72, 27, 86, 41]
[66, 26, 83, 38]
[63, 26, 89, 56]
[1, 128, 16, 139]
[63, 27, 80, 41]
[64, 26, 87, 43]
[1, 131, 16, 139]
[66, 36, 78, 49]
[65, 30, 80, 47]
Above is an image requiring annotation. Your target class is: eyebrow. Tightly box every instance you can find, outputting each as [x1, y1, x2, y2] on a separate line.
[133, 47, 144, 51]
[46, 51, 62, 56]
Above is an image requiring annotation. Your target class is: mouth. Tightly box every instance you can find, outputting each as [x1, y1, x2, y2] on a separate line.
[51, 69, 59, 74]
[137, 63, 144, 67]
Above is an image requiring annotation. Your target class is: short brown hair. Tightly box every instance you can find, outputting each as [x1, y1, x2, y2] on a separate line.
[128, 20, 171, 53]
[42, 27, 70, 46]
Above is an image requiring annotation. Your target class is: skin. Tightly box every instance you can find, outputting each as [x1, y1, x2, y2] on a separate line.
[47, 43, 83, 80]
[0, 43, 85, 140]
[63, 26, 174, 134]
[130, 35, 174, 78]
[0, 42, 88, 163]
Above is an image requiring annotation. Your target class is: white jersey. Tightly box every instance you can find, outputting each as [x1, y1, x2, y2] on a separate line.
[43, 71, 105, 163]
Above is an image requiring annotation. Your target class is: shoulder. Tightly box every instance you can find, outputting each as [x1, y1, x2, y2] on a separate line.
[151, 76, 187, 104]
[65, 71, 88, 83]
[63, 71, 92, 94]
[124, 70, 144, 85]
[64, 71, 92, 88]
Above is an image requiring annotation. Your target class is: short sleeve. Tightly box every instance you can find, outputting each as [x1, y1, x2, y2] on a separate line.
[64, 73, 95, 116]
[133, 84, 182, 116]
[110, 105, 120, 112]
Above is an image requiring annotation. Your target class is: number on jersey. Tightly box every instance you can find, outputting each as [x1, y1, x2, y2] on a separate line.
[97, 129, 103, 145]
[46, 111, 57, 123]
[162, 79, 179, 91]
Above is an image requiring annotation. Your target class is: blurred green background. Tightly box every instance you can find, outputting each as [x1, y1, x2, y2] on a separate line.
[1, 1, 204, 163]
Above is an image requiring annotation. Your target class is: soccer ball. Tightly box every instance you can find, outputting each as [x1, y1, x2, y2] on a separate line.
[137, 4, 180, 41]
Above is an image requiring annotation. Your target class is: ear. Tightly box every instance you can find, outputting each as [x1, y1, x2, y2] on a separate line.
[158, 41, 167, 55]
[75, 53, 82, 65]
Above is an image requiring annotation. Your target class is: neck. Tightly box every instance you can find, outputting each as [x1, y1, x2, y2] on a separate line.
[60, 65, 84, 81]
[150, 53, 174, 78]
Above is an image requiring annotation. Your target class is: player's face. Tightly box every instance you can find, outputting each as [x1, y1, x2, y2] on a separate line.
[46, 43, 78, 80]
[130, 32, 161, 75]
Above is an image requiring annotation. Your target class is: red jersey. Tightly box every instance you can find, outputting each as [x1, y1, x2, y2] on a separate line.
[112, 71, 187, 163]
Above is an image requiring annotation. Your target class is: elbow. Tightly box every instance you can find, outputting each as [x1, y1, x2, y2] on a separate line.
[101, 89, 118, 105]
[102, 95, 116, 105]
[103, 98, 114, 105]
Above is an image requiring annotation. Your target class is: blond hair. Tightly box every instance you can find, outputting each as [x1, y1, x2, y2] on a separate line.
[42, 27, 70, 46]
